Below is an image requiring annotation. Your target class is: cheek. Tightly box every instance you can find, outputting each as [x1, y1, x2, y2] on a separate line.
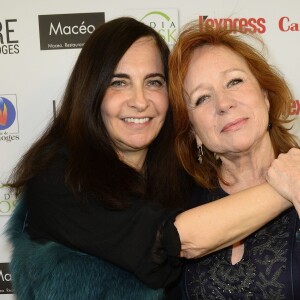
[100, 101, 116, 133]
[101, 94, 120, 118]
[100, 96, 109, 117]
[189, 110, 209, 131]
[258, 110, 270, 130]
[156, 94, 169, 116]
[100, 107, 110, 129]
[187, 110, 198, 126]
[195, 116, 217, 145]
[100, 113, 111, 135]
[255, 100, 270, 124]
[162, 103, 169, 117]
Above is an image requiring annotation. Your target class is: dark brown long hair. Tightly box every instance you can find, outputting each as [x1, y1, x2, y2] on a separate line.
[7, 17, 187, 209]
[169, 21, 298, 189]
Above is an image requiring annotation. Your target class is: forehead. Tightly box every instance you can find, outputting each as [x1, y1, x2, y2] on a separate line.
[115, 37, 163, 71]
[188, 44, 248, 71]
[184, 45, 251, 92]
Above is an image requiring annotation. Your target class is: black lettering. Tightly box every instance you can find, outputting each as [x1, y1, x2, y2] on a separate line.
[14, 43, 19, 53]
[6, 19, 18, 43]
[0, 22, 3, 44]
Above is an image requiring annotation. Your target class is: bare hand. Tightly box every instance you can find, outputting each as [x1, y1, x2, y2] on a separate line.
[266, 148, 300, 215]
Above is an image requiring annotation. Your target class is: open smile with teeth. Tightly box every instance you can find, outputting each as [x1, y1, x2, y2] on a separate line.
[123, 117, 151, 124]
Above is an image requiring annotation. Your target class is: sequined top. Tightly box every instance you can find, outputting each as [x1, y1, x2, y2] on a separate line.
[183, 185, 300, 300]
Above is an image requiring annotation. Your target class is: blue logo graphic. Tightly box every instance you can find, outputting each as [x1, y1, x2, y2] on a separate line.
[0, 97, 16, 130]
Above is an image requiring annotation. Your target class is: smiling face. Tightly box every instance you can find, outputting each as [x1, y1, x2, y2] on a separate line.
[101, 37, 168, 166]
[184, 45, 270, 156]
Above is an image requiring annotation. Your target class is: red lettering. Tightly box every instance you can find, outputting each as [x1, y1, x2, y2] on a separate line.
[256, 18, 266, 33]
[247, 18, 256, 33]
[290, 100, 300, 115]
[279, 16, 288, 31]
[289, 22, 299, 31]
[279, 16, 300, 32]
[238, 18, 248, 32]
[205, 18, 215, 28]
[198, 16, 205, 31]
[198, 16, 266, 33]
[215, 18, 226, 30]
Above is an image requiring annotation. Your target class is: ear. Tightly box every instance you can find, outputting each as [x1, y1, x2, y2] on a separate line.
[195, 134, 203, 147]
[190, 128, 202, 147]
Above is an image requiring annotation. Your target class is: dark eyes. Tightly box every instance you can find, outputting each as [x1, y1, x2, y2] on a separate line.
[109, 79, 165, 88]
[195, 95, 210, 106]
[110, 80, 125, 87]
[227, 78, 243, 88]
[193, 78, 243, 107]
[147, 79, 165, 88]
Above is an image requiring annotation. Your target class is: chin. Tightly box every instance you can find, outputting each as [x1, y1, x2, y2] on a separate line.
[126, 140, 152, 150]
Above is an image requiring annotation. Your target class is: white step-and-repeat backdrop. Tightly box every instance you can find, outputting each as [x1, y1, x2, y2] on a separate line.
[1, 0, 299, 297]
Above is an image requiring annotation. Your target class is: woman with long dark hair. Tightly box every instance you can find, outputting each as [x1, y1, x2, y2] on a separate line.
[6, 17, 299, 299]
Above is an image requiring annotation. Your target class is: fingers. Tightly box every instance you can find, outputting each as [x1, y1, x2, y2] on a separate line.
[267, 148, 300, 216]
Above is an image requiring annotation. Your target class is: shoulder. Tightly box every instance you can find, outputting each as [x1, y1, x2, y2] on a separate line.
[29, 151, 68, 189]
[186, 184, 227, 209]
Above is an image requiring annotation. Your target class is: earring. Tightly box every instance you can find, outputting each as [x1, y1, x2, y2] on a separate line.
[197, 145, 203, 164]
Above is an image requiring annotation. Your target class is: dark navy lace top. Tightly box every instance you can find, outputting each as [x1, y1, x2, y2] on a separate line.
[183, 185, 300, 300]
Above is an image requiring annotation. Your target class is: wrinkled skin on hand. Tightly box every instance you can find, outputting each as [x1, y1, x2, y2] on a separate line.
[267, 148, 300, 216]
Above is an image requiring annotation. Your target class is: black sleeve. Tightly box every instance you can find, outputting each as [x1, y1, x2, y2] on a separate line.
[26, 156, 183, 288]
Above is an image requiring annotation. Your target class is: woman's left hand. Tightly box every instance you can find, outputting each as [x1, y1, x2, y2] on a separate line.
[266, 148, 300, 215]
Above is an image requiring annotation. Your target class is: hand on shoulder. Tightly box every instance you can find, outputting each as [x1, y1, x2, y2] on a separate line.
[267, 148, 300, 215]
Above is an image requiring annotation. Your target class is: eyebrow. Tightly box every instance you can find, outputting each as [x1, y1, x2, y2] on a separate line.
[189, 83, 206, 98]
[112, 72, 165, 81]
[222, 68, 245, 75]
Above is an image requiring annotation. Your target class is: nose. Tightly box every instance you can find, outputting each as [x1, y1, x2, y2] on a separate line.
[215, 91, 236, 114]
[128, 86, 149, 112]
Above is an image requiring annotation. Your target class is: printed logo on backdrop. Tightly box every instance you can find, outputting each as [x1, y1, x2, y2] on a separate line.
[198, 16, 266, 33]
[279, 17, 300, 32]
[129, 10, 178, 47]
[0, 95, 19, 143]
[0, 263, 13, 294]
[0, 19, 19, 55]
[290, 99, 300, 116]
[38, 12, 105, 50]
[0, 186, 16, 216]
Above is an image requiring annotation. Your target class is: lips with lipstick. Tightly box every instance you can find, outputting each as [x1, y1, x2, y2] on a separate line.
[221, 118, 248, 132]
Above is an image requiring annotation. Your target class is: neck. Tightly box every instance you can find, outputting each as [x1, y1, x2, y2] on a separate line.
[219, 137, 275, 194]
[117, 149, 148, 172]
